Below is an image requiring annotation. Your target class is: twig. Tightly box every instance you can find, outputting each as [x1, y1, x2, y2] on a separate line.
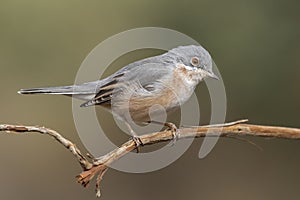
[196, 119, 249, 128]
[1, 120, 300, 197]
[0, 124, 92, 170]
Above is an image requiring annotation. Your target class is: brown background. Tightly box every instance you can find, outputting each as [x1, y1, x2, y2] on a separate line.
[0, 0, 300, 199]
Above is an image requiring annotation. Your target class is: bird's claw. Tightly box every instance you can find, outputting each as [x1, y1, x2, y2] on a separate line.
[164, 122, 179, 146]
[131, 136, 143, 153]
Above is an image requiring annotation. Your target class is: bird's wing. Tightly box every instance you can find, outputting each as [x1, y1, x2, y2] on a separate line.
[80, 55, 176, 107]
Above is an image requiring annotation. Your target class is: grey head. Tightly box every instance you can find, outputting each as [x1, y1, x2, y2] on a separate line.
[164, 45, 218, 79]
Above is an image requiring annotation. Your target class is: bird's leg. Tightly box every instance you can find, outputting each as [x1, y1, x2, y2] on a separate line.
[147, 121, 179, 145]
[124, 122, 143, 152]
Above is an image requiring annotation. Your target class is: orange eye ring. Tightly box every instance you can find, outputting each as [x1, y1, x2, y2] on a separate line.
[191, 57, 200, 66]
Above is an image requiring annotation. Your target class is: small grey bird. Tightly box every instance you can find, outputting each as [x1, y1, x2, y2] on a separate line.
[18, 45, 218, 146]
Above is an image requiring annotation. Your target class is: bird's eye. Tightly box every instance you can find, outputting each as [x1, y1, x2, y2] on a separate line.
[191, 57, 200, 66]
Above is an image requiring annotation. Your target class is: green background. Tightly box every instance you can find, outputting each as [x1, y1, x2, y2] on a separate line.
[0, 0, 299, 199]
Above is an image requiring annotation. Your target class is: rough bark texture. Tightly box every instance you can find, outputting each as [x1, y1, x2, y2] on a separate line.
[1, 120, 299, 197]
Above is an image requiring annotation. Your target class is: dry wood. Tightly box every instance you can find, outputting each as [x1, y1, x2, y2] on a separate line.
[1, 119, 300, 197]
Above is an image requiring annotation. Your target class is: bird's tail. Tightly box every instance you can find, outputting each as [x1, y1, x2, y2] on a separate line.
[17, 81, 101, 101]
[18, 85, 79, 95]
[18, 80, 102, 95]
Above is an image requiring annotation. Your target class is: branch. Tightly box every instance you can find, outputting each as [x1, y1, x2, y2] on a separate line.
[0, 124, 92, 170]
[1, 120, 300, 197]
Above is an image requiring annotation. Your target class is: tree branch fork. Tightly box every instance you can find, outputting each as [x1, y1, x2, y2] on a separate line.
[1, 119, 300, 197]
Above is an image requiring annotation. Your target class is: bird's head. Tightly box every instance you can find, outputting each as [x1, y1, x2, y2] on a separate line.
[168, 45, 219, 80]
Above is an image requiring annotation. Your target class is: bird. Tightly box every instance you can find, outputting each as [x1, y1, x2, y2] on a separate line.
[18, 45, 219, 147]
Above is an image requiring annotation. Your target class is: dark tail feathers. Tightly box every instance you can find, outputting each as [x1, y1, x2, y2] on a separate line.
[18, 86, 77, 95]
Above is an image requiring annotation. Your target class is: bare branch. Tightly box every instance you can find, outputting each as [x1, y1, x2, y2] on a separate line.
[1, 120, 300, 197]
[0, 124, 92, 170]
[76, 120, 300, 196]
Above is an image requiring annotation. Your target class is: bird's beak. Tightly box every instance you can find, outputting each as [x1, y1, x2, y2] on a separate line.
[207, 71, 219, 80]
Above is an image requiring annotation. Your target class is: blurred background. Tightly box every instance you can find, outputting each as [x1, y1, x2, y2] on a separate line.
[0, 0, 300, 199]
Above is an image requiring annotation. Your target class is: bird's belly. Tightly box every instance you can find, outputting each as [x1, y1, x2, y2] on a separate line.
[111, 84, 194, 123]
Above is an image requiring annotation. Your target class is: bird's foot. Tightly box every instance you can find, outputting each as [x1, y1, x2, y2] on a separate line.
[131, 136, 144, 153]
[147, 120, 179, 146]
[124, 122, 144, 153]
[164, 122, 179, 146]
